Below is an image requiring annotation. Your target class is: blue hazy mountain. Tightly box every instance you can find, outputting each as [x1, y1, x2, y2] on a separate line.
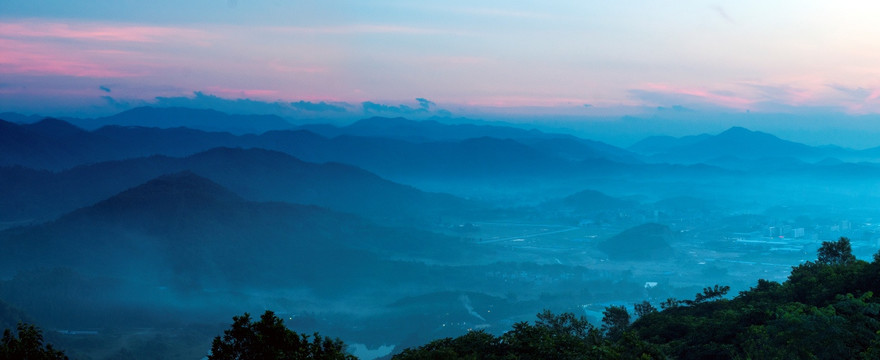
[627, 133, 712, 155]
[630, 126, 857, 164]
[0, 172, 472, 326]
[74, 106, 294, 134]
[0, 114, 637, 174]
[0, 118, 117, 170]
[0, 147, 476, 225]
[598, 223, 677, 260]
[298, 116, 640, 163]
[0, 171, 467, 286]
[541, 189, 638, 214]
[300, 116, 575, 141]
[0, 112, 45, 124]
[0, 116, 239, 170]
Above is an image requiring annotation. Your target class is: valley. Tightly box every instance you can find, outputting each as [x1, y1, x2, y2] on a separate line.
[2, 109, 880, 359]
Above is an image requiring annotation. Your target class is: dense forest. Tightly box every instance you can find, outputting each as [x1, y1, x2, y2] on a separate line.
[392, 237, 880, 359]
[6, 237, 880, 359]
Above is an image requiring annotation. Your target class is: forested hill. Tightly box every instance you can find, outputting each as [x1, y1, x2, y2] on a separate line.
[392, 237, 880, 360]
[5, 238, 880, 359]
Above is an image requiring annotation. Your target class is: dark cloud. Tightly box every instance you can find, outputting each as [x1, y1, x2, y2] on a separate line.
[154, 91, 296, 114]
[657, 105, 693, 112]
[362, 101, 415, 114]
[362, 98, 450, 117]
[149, 92, 357, 122]
[290, 100, 347, 112]
[100, 95, 137, 110]
[416, 98, 435, 110]
[99, 85, 112, 93]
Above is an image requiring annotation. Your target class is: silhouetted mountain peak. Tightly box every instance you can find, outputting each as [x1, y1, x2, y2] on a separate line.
[93, 106, 293, 134]
[560, 189, 634, 210]
[599, 223, 675, 260]
[715, 126, 774, 141]
[24, 118, 87, 137]
[719, 126, 751, 135]
[118, 106, 224, 119]
[85, 171, 243, 217]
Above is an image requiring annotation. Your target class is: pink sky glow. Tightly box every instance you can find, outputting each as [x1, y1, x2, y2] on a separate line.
[3, 2, 880, 118]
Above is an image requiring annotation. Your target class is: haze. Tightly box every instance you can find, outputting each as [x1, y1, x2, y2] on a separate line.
[5, 2, 880, 360]
[6, 1, 880, 147]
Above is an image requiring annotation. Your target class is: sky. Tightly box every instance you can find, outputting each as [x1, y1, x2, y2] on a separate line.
[4, 1, 880, 147]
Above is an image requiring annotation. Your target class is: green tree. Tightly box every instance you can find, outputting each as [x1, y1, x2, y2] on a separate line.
[601, 306, 630, 341]
[634, 301, 657, 318]
[0, 323, 67, 360]
[208, 310, 354, 360]
[818, 237, 856, 265]
[660, 297, 680, 309]
[693, 285, 730, 304]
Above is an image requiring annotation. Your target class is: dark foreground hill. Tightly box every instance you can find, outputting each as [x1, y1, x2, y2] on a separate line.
[392, 238, 880, 360]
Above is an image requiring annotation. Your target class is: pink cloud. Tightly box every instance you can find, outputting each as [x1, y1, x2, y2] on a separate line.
[460, 95, 590, 108]
[0, 20, 216, 78]
[0, 20, 209, 43]
[638, 83, 754, 108]
[0, 38, 140, 77]
[202, 86, 280, 99]
[265, 24, 465, 36]
[267, 62, 328, 74]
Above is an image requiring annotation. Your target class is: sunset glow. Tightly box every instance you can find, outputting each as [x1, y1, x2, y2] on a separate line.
[3, 1, 880, 127]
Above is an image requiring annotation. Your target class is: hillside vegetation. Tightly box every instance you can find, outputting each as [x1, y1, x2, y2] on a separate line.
[392, 237, 880, 359]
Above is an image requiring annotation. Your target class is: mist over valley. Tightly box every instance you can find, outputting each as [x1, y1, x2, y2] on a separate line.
[3, 108, 880, 358]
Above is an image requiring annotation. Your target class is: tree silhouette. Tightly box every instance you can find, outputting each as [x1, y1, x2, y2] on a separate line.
[693, 284, 730, 304]
[208, 310, 354, 360]
[634, 301, 657, 318]
[0, 323, 67, 360]
[601, 305, 630, 341]
[817, 237, 856, 265]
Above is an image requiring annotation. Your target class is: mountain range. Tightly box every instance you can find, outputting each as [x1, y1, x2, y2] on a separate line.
[7, 106, 880, 358]
[0, 147, 475, 225]
[629, 126, 867, 164]
[5, 108, 880, 172]
[0, 171, 463, 290]
[8, 108, 880, 211]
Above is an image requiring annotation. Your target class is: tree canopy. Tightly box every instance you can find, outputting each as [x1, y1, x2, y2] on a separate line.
[395, 237, 880, 359]
[0, 323, 67, 360]
[208, 310, 354, 360]
[817, 236, 856, 265]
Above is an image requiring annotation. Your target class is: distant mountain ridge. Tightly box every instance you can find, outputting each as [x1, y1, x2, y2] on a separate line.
[7, 110, 880, 207]
[629, 126, 861, 164]
[0, 111, 639, 178]
[0, 147, 476, 225]
[73, 106, 294, 134]
[300, 116, 641, 163]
